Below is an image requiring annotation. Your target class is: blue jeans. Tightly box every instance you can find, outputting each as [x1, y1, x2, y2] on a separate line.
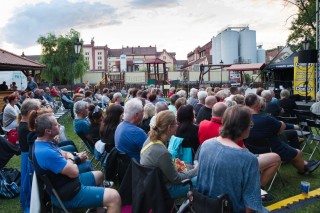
[167, 176, 197, 199]
[20, 152, 34, 213]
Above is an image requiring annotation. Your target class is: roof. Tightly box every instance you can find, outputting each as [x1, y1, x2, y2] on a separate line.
[0, 48, 45, 71]
[122, 46, 156, 56]
[266, 52, 298, 70]
[227, 63, 266, 71]
[144, 58, 166, 64]
[25, 55, 41, 62]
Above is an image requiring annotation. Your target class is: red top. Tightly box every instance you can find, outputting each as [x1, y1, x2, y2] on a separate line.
[168, 91, 175, 98]
[198, 117, 244, 147]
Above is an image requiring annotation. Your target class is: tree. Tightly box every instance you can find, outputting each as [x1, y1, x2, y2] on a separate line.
[285, 0, 317, 51]
[37, 29, 89, 84]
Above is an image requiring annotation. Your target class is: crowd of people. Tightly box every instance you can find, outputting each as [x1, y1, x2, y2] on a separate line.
[2, 80, 320, 213]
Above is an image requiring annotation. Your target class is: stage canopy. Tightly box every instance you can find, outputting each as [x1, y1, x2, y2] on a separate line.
[227, 63, 266, 71]
[266, 52, 298, 70]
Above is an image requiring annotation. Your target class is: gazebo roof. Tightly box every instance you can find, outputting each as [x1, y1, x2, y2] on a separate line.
[227, 63, 266, 71]
[0, 48, 45, 71]
[144, 58, 166, 64]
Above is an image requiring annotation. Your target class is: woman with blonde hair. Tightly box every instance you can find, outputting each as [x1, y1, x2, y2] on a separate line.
[139, 103, 156, 134]
[140, 110, 198, 199]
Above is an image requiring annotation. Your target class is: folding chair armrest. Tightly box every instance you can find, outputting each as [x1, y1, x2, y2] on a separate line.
[181, 179, 192, 186]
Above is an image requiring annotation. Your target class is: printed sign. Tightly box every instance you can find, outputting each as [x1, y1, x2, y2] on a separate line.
[293, 57, 315, 100]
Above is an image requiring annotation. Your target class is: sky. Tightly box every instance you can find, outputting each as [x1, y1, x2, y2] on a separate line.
[0, 0, 297, 60]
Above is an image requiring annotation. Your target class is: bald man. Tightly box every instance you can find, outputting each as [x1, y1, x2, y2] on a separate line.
[198, 102, 227, 144]
[196, 96, 217, 124]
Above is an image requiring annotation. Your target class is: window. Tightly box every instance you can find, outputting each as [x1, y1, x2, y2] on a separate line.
[98, 66, 102, 70]
[163, 56, 166, 60]
[85, 52, 89, 55]
[98, 61, 102, 65]
[98, 56, 102, 60]
[98, 52, 102, 55]
[85, 57, 89, 61]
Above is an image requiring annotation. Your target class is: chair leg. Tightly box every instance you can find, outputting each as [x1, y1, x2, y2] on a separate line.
[267, 167, 284, 192]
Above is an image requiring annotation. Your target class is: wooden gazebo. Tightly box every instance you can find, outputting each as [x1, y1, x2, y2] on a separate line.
[0, 48, 45, 109]
[145, 58, 167, 85]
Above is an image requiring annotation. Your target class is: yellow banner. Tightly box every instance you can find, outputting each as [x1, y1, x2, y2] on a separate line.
[293, 57, 316, 100]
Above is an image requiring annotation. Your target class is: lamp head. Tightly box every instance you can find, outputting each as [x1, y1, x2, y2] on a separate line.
[74, 38, 82, 55]
[220, 60, 224, 65]
[302, 36, 309, 50]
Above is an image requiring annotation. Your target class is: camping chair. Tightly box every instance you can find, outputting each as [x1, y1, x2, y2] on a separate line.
[177, 179, 233, 213]
[303, 119, 320, 160]
[76, 133, 98, 168]
[124, 159, 174, 213]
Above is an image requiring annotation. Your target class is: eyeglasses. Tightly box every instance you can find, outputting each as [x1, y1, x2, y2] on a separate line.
[250, 121, 254, 128]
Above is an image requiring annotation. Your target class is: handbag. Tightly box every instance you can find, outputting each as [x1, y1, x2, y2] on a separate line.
[55, 177, 81, 201]
[0, 170, 19, 198]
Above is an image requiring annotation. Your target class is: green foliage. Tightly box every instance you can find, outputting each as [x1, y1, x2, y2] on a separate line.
[285, 0, 316, 51]
[244, 73, 252, 83]
[37, 29, 89, 84]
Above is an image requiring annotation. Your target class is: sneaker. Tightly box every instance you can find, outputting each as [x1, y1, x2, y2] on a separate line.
[305, 160, 320, 174]
[103, 180, 114, 188]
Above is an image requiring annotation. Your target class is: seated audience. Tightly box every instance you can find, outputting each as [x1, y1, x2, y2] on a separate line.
[175, 105, 200, 155]
[32, 113, 121, 212]
[310, 91, 320, 116]
[194, 91, 207, 117]
[61, 88, 73, 110]
[115, 98, 147, 161]
[197, 105, 267, 213]
[196, 96, 217, 124]
[3, 94, 20, 130]
[278, 89, 297, 117]
[88, 105, 104, 142]
[139, 103, 156, 134]
[140, 110, 198, 199]
[100, 105, 124, 153]
[244, 93, 320, 174]
[73, 101, 95, 149]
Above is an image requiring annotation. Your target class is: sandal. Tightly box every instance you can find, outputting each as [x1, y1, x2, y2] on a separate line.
[262, 194, 274, 202]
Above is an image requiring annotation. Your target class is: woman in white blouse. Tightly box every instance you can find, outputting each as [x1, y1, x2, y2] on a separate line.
[3, 94, 20, 130]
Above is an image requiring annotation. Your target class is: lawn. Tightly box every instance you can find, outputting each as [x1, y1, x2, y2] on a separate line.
[1, 112, 320, 212]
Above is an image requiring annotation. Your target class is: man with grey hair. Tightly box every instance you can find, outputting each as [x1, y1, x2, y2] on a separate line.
[261, 90, 283, 117]
[196, 96, 217, 124]
[187, 88, 199, 109]
[18, 99, 41, 212]
[194, 91, 208, 117]
[73, 101, 95, 148]
[176, 89, 187, 98]
[115, 98, 147, 161]
[112, 92, 123, 105]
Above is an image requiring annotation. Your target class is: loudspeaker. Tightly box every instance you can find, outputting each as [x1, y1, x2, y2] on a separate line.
[298, 50, 318, 63]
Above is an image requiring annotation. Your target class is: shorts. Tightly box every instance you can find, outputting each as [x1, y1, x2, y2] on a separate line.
[52, 172, 105, 209]
[246, 138, 297, 162]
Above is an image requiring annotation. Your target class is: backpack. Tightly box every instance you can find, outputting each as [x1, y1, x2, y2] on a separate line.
[0, 169, 19, 198]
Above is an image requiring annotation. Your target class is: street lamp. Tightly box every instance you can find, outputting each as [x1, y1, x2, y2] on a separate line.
[302, 37, 310, 103]
[69, 38, 82, 96]
[220, 60, 224, 87]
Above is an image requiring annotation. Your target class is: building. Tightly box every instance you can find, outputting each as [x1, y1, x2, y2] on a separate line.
[82, 39, 176, 73]
[183, 41, 212, 72]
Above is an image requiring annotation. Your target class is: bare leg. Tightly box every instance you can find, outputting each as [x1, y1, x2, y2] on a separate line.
[100, 188, 121, 213]
[290, 150, 307, 172]
[92, 170, 104, 186]
[257, 153, 281, 187]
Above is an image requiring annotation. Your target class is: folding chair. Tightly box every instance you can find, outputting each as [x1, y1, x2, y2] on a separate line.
[77, 133, 98, 168]
[277, 116, 311, 142]
[303, 119, 320, 160]
[244, 141, 285, 192]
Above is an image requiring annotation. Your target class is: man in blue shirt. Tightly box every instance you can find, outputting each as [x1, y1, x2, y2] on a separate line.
[33, 113, 121, 212]
[115, 98, 147, 161]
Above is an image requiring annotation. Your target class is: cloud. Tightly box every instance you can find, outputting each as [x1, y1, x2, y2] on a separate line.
[2, 0, 121, 48]
[129, 0, 180, 8]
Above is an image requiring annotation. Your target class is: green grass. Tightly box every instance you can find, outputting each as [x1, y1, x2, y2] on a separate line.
[1, 112, 320, 212]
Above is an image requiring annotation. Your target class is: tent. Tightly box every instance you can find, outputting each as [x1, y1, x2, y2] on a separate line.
[266, 52, 298, 89]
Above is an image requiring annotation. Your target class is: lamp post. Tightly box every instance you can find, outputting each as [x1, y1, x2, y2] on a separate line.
[69, 38, 82, 96]
[302, 37, 310, 103]
[220, 60, 224, 87]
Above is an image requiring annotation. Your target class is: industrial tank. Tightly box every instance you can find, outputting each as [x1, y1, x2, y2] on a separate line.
[239, 29, 257, 63]
[221, 29, 239, 64]
[257, 45, 266, 63]
[212, 34, 222, 65]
